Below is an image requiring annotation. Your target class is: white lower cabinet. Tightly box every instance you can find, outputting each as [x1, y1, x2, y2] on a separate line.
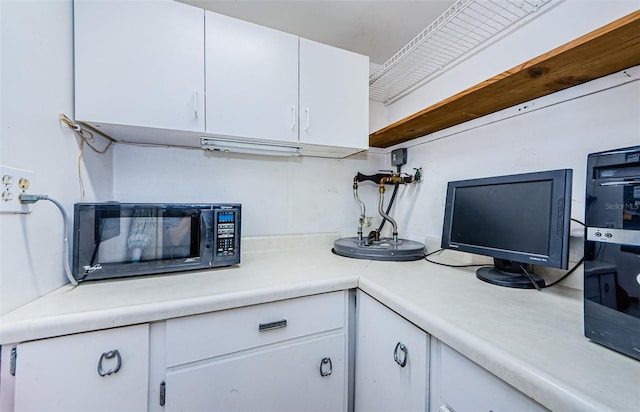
[354, 291, 546, 412]
[165, 334, 345, 411]
[355, 290, 429, 412]
[156, 291, 351, 411]
[1, 289, 554, 412]
[8, 324, 149, 412]
[430, 338, 548, 412]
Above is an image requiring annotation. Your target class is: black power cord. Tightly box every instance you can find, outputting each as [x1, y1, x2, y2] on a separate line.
[424, 218, 587, 289]
[542, 218, 585, 289]
[19, 194, 79, 287]
[424, 248, 486, 268]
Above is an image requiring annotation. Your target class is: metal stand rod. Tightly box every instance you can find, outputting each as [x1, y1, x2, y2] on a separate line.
[378, 186, 398, 243]
[353, 180, 366, 242]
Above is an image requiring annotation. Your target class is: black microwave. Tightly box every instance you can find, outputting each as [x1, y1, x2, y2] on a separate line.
[72, 203, 241, 282]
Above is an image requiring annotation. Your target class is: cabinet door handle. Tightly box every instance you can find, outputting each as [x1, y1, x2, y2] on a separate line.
[290, 105, 296, 130]
[258, 319, 287, 332]
[10, 346, 17, 376]
[304, 107, 310, 132]
[159, 381, 166, 406]
[193, 89, 198, 118]
[97, 349, 122, 377]
[319, 357, 332, 377]
[394, 342, 408, 367]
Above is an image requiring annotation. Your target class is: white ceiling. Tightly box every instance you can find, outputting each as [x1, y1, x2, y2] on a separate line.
[178, 0, 457, 66]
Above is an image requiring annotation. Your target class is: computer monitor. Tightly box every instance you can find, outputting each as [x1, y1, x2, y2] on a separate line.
[441, 169, 573, 289]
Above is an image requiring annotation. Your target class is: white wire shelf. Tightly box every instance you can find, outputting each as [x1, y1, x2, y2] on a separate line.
[369, 0, 551, 105]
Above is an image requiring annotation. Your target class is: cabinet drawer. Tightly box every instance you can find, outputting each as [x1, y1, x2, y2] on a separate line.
[166, 291, 346, 367]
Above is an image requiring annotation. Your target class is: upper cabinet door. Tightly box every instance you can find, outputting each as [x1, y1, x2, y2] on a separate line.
[299, 39, 369, 150]
[205, 12, 299, 143]
[74, 0, 205, 132]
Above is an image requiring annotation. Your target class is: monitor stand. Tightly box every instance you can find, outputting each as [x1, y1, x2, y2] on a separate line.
[476, 259, 545, 289]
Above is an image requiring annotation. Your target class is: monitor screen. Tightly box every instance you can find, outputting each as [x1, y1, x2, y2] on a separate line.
[441, 169, 573, 289]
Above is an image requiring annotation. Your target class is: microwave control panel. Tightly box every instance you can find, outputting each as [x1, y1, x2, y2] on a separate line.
[215, 209, 237, 256]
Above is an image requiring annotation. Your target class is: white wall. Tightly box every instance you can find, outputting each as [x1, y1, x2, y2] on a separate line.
[0, 0, 113, 314]
[113, 146, 382, 237]
[387, 72, 640, 241]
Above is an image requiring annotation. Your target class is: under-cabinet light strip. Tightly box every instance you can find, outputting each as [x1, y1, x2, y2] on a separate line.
[200, 137, 302, 157]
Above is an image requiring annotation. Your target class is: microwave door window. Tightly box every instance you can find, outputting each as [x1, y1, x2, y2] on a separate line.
[163, 216, 191, 259]
[93, 210, 201, 265]
[95, 217, 132, 264]
[88, 207, 121, 266]
[161, 209, 201, 260]
[95, 209, 160, 264]
[127, 208, 160, 262]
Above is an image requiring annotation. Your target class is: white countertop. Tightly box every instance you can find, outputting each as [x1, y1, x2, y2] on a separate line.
[1, 233, 638, 411]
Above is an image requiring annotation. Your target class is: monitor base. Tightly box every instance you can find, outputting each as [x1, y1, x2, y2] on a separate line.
[476, 267, 545, 289]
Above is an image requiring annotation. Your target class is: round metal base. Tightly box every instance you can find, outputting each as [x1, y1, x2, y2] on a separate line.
[332, 237, 425, 261]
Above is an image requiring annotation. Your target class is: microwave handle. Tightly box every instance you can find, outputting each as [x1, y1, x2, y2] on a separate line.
[201, 209, 216, 262]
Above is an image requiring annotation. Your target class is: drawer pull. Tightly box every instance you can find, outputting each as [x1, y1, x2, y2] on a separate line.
[394, 342, 408, 367]
[258, 319, 287, 332]
[319, 357, 333, 377]
[97, 349, 122, 377]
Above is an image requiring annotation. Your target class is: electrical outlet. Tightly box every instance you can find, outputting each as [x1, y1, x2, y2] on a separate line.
[0, 166, 35, 214]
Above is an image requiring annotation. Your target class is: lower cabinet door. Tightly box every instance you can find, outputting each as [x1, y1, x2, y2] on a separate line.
[13, 324, 149, 412]
[355, 290, 429, 412]
[430, 339, 548, 412]
[165, 333, 346, 412]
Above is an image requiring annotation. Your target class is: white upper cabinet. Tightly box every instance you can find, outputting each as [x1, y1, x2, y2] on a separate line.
[74, 0, 205, 132]
[206, 12, 369, 154]
[299, 38, 369, 151]
[73, 1, 369, 157]
[205, 12, 299, 143]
